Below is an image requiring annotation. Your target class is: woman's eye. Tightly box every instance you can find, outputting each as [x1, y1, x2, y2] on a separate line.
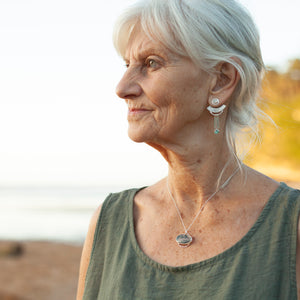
[146, 59, 158, 68]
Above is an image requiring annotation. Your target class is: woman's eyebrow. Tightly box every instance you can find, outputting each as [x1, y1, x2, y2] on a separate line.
[139, 48, 167, 57]
[124, 47, 171, 62]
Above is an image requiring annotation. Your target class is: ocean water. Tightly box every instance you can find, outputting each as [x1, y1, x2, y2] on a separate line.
[0, 186, 126, 245]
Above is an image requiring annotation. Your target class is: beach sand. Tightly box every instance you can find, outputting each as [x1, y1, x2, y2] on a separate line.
[0, 241, 82, 300]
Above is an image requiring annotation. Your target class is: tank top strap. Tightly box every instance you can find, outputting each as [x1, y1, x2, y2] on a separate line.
[83, 188, 142, 300]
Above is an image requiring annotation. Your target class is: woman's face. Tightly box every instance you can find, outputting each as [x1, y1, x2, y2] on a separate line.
[116, 30, 213, 146]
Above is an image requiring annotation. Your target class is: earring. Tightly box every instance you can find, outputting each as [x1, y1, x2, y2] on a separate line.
[207, 98, 226, 134]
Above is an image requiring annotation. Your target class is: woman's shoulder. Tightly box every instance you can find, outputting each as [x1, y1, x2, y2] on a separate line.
[282, 181, 300, 193]
[247, 168, 300, 211]
[77, 186, 144, 299]
[235, 167, 299, 215]
[280, 181, 300, 204]
[77, 203, 103, 300]
[102, 186, 148, 210]
[81, 186, 146, 254]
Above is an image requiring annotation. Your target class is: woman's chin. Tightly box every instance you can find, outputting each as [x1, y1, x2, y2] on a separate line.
[128, 128, 154, 144]
[128, 132, 147, 143]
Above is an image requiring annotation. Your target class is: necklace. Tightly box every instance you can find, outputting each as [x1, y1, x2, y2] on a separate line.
[166, 168, 239, 248]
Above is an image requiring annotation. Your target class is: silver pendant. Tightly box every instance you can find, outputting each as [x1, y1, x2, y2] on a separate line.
[176, 233, 193, 248]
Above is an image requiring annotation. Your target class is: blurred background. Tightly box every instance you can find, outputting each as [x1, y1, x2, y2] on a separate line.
[0, 0, 299, 299]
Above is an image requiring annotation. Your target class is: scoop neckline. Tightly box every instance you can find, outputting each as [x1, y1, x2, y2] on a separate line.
[128, 182, 287, 272]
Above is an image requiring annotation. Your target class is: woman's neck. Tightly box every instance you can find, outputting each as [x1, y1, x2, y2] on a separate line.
[146, 120, 242, 208]
[159, 140, 240, 209]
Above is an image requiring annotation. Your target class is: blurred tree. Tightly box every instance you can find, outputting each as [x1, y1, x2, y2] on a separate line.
[245, 58, 300, 180]
[289, 58, 300, 71]
[288, 58, 300, 81]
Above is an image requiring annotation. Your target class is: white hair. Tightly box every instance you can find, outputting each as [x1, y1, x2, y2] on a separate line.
[113, 0, 267, 161]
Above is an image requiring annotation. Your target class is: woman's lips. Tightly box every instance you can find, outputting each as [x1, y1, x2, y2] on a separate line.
[129, 108, 148, 112]
[127, 108, 152, 119]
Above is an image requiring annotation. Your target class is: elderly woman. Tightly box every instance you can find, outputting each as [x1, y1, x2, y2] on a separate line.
[77, 0, 300, 299]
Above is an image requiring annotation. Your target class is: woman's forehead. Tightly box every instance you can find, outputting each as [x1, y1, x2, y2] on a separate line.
[124, 28, 187, 64]
[124, 31, 171, 60]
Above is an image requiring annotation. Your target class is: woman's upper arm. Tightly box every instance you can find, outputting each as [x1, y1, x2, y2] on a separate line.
[76, 204, 102, 300]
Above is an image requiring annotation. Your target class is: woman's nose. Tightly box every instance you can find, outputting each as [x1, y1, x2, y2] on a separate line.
[115, 69, 142, 99]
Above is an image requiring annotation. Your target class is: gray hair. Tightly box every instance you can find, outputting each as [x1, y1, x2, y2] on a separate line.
[113, 0, 267, 160]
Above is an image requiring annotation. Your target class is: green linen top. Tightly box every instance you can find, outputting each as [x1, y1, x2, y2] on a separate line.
[83, 182, 300, 299]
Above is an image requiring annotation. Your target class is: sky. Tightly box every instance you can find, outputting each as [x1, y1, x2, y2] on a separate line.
[0, 0, 299, 187]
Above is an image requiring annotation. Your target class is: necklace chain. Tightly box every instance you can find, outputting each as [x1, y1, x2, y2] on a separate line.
[167, 168, 239, 236]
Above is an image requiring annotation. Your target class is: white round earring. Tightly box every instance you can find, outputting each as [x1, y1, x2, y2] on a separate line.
[211, 98, 220, 106]
[207, 98, 226, 134]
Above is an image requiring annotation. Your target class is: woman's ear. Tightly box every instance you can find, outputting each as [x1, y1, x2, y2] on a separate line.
[210, 58, 241, 103]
